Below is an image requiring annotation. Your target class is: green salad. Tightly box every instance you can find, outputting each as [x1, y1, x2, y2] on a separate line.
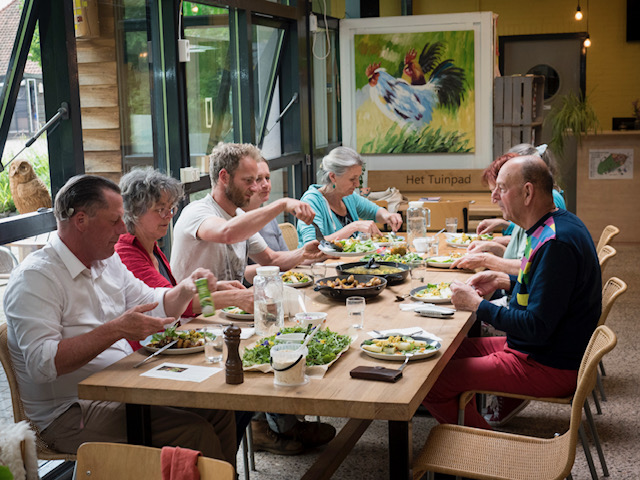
[242, 327, 352, 367]
[332, 238, 376, 253]
[362, 251, 424, 264]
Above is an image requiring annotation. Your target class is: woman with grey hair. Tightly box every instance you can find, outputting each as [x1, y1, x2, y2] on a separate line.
[296, 146, 402, 246]
[115, 168, 253, 349]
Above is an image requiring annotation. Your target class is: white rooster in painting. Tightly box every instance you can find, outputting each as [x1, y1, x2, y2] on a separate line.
[366, 42, 466, 130]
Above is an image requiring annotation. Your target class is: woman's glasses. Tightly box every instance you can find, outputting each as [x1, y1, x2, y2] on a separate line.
[154, 206, 177, 218]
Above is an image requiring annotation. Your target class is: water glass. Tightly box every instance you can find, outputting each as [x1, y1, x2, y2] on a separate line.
[311, 262, 326, 282]
[346, 296, 366, 329]
[203, 327, 223, 363]
[357, 232, 371, 242]
[409, 261, 426, 288]
[445, 217, 458, 233]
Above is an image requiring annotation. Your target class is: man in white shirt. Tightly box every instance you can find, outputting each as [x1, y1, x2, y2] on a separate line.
[171, 142, 325, 284]
[4, 175, 236, 465]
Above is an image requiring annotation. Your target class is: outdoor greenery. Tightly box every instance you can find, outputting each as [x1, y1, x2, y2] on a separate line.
[0, 149, 51, 214]
[546, 91, 600, 157]
[360, 123, 472, 154]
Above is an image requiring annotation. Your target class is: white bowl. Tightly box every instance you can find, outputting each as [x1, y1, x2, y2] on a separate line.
[294, 312, 328, 327]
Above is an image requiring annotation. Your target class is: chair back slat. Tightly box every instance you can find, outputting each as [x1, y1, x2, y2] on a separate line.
[596, 225, 620, 253]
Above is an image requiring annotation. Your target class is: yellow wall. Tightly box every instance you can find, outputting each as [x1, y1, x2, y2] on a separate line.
[413, 0, 640, 128]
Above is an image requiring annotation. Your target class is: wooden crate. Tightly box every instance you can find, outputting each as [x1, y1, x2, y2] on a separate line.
[494, 75, 544, 157]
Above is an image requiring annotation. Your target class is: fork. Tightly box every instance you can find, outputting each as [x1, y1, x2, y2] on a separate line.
[398, 353, 413, 371]
[312, 223, 343, 252]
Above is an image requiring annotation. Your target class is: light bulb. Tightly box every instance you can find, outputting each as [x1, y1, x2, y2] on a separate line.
[191, 5, 198, 13]
[584, 37, 591, 47]
[575, 9, 583, 20]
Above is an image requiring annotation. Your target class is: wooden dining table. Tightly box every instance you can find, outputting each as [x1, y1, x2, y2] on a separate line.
[78, 238, 477, 480]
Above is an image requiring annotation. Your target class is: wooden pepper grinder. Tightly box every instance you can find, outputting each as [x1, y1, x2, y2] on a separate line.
[224, 324, 243, 384]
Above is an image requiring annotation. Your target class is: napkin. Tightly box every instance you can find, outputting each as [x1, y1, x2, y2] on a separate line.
[141, 363, 221, 382]
[367, 327, 442, 343]
[399, 302, 438, 311]
[283, 285, 309, 317]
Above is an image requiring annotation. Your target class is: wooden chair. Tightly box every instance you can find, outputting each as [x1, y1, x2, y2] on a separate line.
[423, 200, 469, 232]
[597, 245, 616, 276]
[593, 277, 627, 405]
[596, 225, 619, 253]
[455, 319, 620, 480]
[278, 222, 299, 250]
[0, 323, 77, 462]
[0, 245, 19, 278]
[73, 442, 235, 479]
[414, 326, 617, 480]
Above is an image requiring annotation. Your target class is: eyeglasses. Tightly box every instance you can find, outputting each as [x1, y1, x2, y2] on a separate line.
[154, 206, 177, 218]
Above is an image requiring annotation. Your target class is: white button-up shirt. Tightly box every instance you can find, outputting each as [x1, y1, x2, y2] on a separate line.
[4, 233, 168, 431]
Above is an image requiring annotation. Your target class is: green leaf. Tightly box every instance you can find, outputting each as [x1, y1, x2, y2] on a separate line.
[0, 465, 14, 480]
[545, 91, 600, 158]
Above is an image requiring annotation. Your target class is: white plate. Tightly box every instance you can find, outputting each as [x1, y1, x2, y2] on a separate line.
[360, 336, 441, 361]
[140, 333, 205, 355]
[373, 235, 405, 247]
[426, 256, 455, 268]
[318, 244, 377, 258]
[444, 233, 492, 249]
[221, 308, 255, 320]
[410, 284, 452, 304]
[282, 277, 313, 288]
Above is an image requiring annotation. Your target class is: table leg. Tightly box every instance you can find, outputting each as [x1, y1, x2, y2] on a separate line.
[388, 420, 412, 479]
[126, 403, 152, 445]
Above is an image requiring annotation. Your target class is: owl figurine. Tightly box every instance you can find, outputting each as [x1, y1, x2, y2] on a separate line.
[9, 159, 52, 214]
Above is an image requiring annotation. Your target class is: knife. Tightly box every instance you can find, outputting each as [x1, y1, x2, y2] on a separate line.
[133, 339, 178, 368]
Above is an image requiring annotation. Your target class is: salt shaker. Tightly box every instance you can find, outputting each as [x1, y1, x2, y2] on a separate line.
[224, 324, 243, 384]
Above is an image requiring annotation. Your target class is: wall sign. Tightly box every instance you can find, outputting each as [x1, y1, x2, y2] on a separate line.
[588, 149, 634, 179]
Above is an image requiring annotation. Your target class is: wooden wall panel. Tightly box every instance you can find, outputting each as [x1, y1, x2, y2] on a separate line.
[368, 169, 486, 192]
[79, 85, 119, 108]
[81, 107, 120, 129]
[78, 62, 117, 86]
[84, 152, 122, 172]
[76, 38, 117, 63]
[83, 129, 121, 151]
[576, 132, 640, 244]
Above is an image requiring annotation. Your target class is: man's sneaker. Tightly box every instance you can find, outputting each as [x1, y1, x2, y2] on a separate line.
[281, 420, 336, 449]
[483, 395, 530, 427]
[250, 420, 304, 455]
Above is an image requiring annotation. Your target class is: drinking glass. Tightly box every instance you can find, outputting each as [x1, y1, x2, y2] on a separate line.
[311, 262, 326, 282]
[203, 327, 223, 363]
[409, 261, 426, 288]
[346, 296, 366, 329]
[357, 232, 371, 242]
[445, 217, 458, 233]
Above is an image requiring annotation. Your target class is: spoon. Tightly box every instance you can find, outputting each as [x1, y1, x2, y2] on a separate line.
[364, 256, 380, 270]
[312, 222, 343, 252]
[395, 294, 410, 302]
[435, 227, 446, 236]
[295, 324, 321, 354]
[397, 353, 413, 372]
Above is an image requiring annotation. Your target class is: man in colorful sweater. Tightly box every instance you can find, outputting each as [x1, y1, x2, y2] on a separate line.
[422, 155, 601, 428]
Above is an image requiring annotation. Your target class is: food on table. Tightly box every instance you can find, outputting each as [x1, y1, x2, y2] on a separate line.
[427, 252, 464, 264]
[281, 271, 311, 284]
[361, 335, 436, 356]
[242, 327, 352, 367]
[148, 327, 210, 349]
[372, 233, 404, 244]
[414, 282, 453, 300]
[222, 306, 249, 315]
[343, 265, 404, 275]
[449, 233, 493, 245]
[389, 244, 407, 256]
[330, 238, 376, 253]
[362, 251, 424, 264]
[318, 275, 383, 289]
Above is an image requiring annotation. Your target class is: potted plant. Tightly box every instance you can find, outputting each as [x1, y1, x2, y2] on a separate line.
[546, 92, 600, 157]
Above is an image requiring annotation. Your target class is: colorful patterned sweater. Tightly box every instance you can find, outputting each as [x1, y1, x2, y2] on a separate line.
[476, 209, 601, 370]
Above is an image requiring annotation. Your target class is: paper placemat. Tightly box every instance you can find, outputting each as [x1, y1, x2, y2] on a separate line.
[141, 362, 222, 382]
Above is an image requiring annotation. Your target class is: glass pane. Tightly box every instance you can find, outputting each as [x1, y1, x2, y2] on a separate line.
[120, 0, 152, 167]
[261, 77, 282, 159]
[313, 29, 339, 147]
[264, 165, 291, 223]
[0, 0, 25, 100]
[1, 18, 51, 217]
[183, 3, 232, 172]
[252, 24, 283, 144]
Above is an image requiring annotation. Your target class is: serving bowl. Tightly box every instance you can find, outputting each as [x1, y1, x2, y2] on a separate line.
[314, 274, 387, 300]
[334, 261, 410, 286]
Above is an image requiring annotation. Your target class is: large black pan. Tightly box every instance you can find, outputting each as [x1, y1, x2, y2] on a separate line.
[335, 261, 410, 286]
[314, 274, 387, 301]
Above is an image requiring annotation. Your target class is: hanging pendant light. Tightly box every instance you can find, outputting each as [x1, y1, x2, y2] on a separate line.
[584, 34, 591, 47]
[575, 3, 583, 21]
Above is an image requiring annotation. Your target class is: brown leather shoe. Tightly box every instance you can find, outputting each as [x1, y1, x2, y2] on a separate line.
[250, 420, 304, 455]
[281, 420, 336, 448]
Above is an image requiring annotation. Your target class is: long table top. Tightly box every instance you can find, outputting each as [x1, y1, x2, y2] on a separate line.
[78, 269, 475, 422]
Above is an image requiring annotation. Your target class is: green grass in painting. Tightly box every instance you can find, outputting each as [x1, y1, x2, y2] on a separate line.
[360, 124, 471, 154]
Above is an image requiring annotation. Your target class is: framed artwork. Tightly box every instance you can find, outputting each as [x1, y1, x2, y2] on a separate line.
[339, 12, 495, 170]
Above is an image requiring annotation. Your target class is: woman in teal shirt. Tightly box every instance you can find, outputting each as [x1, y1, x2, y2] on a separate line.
[297, 147, 402, 247]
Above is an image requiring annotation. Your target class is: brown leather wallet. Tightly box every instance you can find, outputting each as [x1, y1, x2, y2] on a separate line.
[350, 365, 403, 382]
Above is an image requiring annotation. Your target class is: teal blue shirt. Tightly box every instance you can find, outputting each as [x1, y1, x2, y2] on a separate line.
[296, 185, 380, 247]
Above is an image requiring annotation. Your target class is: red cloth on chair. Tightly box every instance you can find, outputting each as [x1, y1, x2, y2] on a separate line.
[161, 446, 201, 480]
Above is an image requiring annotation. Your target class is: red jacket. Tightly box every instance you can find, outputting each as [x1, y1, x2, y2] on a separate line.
[115, 233, 196, 350]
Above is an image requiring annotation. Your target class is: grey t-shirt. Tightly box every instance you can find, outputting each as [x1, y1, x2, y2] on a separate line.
[170, 194, 268, 282]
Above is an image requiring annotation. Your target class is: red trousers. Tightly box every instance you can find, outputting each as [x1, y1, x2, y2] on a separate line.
[422, 336, 578, 429]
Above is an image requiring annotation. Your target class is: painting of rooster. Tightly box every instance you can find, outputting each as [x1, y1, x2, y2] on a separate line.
[354, 30, 474, 154]
[366, 43, 466, 131]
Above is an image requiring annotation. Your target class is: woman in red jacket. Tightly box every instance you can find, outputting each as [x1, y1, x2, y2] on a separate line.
[115, 168, 254, 350]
